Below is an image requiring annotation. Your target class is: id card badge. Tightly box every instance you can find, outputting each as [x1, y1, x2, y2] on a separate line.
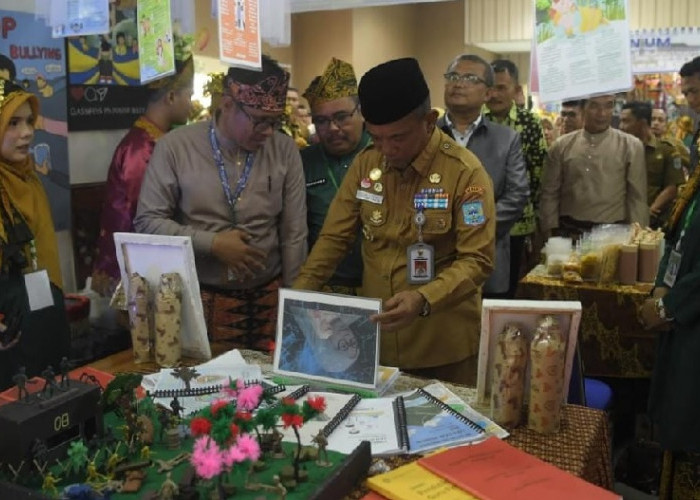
[663, 249, 682, 287]
[24, 269, 54, 311]
[407, 243, 434, 284]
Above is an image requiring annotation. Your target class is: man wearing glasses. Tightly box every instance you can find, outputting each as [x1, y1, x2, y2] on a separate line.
[135, 55, 307, 351]
[438, 54, 528, 298]
[300, 58, 370, 294]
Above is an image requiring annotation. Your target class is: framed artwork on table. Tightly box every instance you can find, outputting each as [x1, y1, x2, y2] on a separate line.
[273, 289, 381, 391]
[114, 232, 211, 360]
[476, 299, 582, 406]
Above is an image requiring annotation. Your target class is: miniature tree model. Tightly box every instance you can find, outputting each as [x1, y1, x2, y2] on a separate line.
[189, 381, 265, 498]
[278, 395, 327, 483]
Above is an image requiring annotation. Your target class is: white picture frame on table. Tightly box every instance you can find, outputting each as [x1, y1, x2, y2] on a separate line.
[273, 288, 381, 390]
[114, 232, 211, 360]
[476, 299, 582, 406]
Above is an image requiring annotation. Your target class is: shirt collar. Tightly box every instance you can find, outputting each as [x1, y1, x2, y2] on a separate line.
[483, 101, 518, 124]
[445, 111, 482, 132]
[408, 127, 442, 177]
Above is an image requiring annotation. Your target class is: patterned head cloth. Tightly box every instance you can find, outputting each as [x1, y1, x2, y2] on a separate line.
[147, 55, 195, 91]
[303, 58, 358, 109]
[228, 67, 290, 113]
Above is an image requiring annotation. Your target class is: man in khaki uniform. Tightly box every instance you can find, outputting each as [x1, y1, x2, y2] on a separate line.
[620, 101, 685, 229]
[651, 107, 691, 178]
[294, 58, 496, 385]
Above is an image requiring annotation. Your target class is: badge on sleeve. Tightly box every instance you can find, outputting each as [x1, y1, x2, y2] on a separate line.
[462, 200, 485, 226]
[673, 157, 682, 170]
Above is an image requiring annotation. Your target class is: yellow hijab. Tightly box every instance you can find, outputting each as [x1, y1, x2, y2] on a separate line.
[0, 80, 62, 288]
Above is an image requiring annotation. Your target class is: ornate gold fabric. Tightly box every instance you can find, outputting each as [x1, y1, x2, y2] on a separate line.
[517, 273, 655, 378]
[660, 450, 700, 500]
[303, 57, 358, 108]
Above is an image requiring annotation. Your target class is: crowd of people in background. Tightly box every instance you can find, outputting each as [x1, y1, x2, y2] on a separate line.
[2, 37, 700, 498]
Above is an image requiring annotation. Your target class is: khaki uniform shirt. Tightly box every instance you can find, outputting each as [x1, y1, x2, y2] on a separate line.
[645, 135, 685, 205]
[135, 121, 308, 289]
[539, 127, 649, 232]
[293, 129, 496, 369]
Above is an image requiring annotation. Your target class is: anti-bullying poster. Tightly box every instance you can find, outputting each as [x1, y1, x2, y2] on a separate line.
[0, 7, 71, 230]
[66, 0, 150, 130]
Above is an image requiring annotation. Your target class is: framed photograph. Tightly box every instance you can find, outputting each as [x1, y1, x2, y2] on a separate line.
[273, 289, 381, 390]
[476, 299, 582, 406]
[114, 232, 211, 360]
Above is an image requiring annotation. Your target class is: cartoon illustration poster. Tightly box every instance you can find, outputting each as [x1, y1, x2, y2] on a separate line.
[219, 0, 261, 69]
[66, 0, 151, 130]
[0, 7, 71, 230]
[137, 0, 175, 84]
[532, 0, 632, 103]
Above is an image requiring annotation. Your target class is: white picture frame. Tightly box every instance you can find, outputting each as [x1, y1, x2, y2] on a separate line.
[476, 299, 582, 406]
[114, 232, 211, 360]
[273, 288, 381, 390]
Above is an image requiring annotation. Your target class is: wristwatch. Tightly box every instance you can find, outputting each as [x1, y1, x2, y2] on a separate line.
[655, 298, 673, 321]
[419, 297, 431, 317]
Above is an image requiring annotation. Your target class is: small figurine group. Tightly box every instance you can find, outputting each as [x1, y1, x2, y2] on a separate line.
[12, 357, 73, 401]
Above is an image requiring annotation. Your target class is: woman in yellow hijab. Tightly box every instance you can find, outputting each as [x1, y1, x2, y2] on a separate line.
[0, 79, 69, 390]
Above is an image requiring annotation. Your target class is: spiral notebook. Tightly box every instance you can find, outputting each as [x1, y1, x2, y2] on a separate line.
[326, 388, 485, 456]
[400, 388, 486, 454]
[277, 387, 362, 445]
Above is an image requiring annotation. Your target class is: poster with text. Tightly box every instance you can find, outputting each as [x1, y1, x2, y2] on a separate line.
[0, 8, 70, 230]
[218, 0, 261, 69]
[66, 0, 150, 130]
[631, 27, 700, 75]
[137, 0, 175, 84]
[533, 0, 632, 104]
[52, 0, 110, 38]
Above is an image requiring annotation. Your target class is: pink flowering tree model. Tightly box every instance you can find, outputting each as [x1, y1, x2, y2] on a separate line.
[278, 395, 327, 483]
[189, 380, 264, 497]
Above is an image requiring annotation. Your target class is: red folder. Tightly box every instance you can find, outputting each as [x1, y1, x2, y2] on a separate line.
[419, 437, 620, 500]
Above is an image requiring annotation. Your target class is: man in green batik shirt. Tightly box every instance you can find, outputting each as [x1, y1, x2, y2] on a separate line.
[301, 58, 371, 293]
[485, 59, 547, 296]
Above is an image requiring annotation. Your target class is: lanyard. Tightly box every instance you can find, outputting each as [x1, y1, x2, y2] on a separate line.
[209, 121, 255, 223]
[675, 198, 698, 251]
[29, 239, 37, 271]
[320, 150, 341, 191]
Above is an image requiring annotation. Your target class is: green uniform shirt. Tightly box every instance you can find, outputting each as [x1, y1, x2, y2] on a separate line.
[301, 131, 371, 287]
[484, 103, 548, 236]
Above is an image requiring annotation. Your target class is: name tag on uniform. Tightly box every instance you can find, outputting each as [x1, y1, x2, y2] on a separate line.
[663, 249, 682, 287]
[356, 189, 383, 204]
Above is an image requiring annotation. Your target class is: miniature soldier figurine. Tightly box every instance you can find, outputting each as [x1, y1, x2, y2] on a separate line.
[170, 366, 199, 392]
[312, 431, 331, 467]
[41, 471, 61, 496]
[12, 366, 35, 401]
[272, 475, 287, 500]
[170, 396, 184, 419]
[59, 356, 72, 388]
[158, 472, 179, 500]
[158, 408, 172, 442]
[40, 365, 61, 397]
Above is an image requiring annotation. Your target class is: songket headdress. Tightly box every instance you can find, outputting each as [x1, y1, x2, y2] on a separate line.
[303, 57, 358, 109]
[228, 71, 290, 113]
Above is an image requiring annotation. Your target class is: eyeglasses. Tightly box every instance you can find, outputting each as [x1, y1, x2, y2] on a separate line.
[236, 102, 282, 132]
[443, 72, 487, 86]
[312, 105, 359, 130]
